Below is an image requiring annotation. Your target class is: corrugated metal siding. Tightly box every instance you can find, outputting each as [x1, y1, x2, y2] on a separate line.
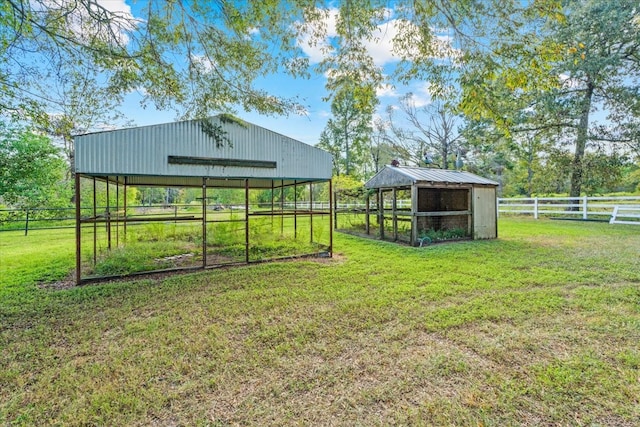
[365, 166, 498, 188]
[75, 117, 332, 183]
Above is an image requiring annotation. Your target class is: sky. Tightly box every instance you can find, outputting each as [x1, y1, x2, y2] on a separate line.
[110, 1, 440, 146]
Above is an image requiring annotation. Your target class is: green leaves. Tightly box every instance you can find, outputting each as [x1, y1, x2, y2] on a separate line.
[0, 124, 69, 208]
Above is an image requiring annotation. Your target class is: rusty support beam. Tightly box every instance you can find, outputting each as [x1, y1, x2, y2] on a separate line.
[309, 182, 313, 243]
[202, 178, 207, 268]
[271, 180, 274, 229]
[123, 177, 127, 240]
[75, 173, 82, 285]
[93, 178, 97, 266]
[106, 176, 111, 250]
[280, 179, 284, 236]
[245, 178, 249, 264]
[329, 180, 333, 257]
[116, 176, 119, 247]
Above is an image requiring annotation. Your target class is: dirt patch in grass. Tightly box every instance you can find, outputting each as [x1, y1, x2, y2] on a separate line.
[37, 272, 76, 290]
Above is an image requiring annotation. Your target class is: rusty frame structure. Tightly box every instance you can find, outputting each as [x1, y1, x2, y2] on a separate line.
[74, 176, 332, 284]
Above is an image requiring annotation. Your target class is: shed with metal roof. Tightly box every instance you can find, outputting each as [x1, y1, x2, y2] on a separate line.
[363, 165, 498, 244]
[73, 116, 333, 284]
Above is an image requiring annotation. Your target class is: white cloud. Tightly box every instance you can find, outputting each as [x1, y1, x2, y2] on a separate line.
[296, 8, 339, 64]
[559, 73, 582, 89]
[376, 83, 398, 98]
[404, 83, 432, 107]
[297, 8, 461, 67]
[406, 93, 430, 108]
[36, 0, 139, 46]
[363, 19, 402, 66]
[190, 54, 215, 73]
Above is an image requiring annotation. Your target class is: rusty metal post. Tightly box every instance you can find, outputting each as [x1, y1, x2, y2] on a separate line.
[116, 176, 119, 247]
[123, 177, 127, 241]
[280, 179, 284, 236]
[309, 182, 313, 243]
[329, 180, 333, 257]
[202, 178, 207, 268]
[93, 177, 97, 266]
[75, 173, 82, 285]
[245, 178, 249, 263]
[24, 209, 29, 236]
[106, 177, 111, 250]
[294, 180, 297, 239]
[270, 179, 274, 229]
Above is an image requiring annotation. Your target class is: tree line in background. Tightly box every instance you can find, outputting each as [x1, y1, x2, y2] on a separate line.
[318, 0, 640, 196]
[1, 0, 639, 210]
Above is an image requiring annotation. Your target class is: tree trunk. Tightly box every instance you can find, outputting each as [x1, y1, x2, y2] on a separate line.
[441, 146, 449, 170]
[344, 124, 350, 175]
[569, 79, 594, 200]
[527, 147, 534, 197]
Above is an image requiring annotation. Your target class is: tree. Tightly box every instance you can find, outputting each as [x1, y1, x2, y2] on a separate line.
[367, 118, 396, 175]
[385, 95, 465, 169]
[463, 0, 640, 197]
[317, 89, 373, 178]
[534, 0, 640, 197]
[33, 54, 132, 175]
[0, 123, 69, 208]
[2, 1, 565, 126]
[1, 0, 310, 127]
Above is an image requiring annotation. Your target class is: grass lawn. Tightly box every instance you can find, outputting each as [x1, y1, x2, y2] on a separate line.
[1, 218, 639, 425]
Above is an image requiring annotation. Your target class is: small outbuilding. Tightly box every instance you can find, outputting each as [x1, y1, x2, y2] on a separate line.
[363, 165, 498, 245]
[73, 115, 333, 284]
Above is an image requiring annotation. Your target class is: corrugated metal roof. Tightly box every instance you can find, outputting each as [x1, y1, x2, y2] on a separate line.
[74, 116, 332, 187]
[365, 166, 498, 188]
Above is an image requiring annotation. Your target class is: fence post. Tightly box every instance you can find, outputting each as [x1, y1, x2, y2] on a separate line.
[24, 209, 29, 236]
[583, 196, 588, 220]
[534, 197, 539, 220]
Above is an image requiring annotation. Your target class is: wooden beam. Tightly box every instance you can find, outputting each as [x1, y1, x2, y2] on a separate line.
[411, 185, 418, 246]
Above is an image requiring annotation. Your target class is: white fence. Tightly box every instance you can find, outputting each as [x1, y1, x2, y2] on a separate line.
[498, 196, 640, 223]
[610, 205, 640, 225]
[288, 196, 640, 224]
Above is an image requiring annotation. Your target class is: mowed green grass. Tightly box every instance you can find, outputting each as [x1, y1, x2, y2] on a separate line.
[1, 218, 639, 426]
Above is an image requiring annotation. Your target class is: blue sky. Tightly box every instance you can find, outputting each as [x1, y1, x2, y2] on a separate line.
[111, 1, 443, 146]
